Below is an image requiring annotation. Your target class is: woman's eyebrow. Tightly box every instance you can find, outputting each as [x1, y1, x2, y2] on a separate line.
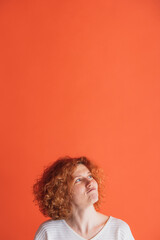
[74, 172, 91, 178]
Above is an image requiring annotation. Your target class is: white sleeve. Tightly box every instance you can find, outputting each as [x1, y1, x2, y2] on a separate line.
[34, 225, 48, 240]
[124, 223, 135, 240]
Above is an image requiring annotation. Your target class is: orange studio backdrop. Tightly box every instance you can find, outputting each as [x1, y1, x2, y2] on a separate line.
[0, 0, 160, 239]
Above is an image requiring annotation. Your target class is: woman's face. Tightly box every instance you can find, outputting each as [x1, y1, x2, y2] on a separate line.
[70, 164, 98, 209]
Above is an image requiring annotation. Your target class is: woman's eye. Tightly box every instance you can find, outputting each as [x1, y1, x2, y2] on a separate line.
[75, 178, 81, 183]
[88, 175, 93, 179]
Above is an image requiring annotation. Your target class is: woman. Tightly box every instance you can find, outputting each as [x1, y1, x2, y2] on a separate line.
[33, 156, 135, 240]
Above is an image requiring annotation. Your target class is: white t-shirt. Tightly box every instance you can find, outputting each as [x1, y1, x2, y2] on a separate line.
[34, 216, 135, 240]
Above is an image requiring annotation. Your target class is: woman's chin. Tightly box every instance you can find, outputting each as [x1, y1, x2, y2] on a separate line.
[89, 192, 99, 203]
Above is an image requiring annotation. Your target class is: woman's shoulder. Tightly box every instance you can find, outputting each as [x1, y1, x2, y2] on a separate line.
[98, 213, 130, 228]
[109, 216, 131, 228]
[36, 219, 64, 230]
[108, 216, 135, 239]
[34, 219, 64, 239]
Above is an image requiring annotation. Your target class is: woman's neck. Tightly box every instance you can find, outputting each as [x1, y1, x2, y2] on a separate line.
[66, 205, 100, 235]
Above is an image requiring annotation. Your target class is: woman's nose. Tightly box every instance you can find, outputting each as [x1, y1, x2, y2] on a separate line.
[86, 178, 92, 187]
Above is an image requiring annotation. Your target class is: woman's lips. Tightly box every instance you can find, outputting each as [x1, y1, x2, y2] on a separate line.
[87, 187, 96, 193]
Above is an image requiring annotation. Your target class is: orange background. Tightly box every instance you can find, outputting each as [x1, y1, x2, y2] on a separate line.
[0, 0, 160, 239]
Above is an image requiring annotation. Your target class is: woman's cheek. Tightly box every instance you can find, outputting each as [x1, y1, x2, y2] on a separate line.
[93, 179, 98, 188]
[73, 184, 81, 194]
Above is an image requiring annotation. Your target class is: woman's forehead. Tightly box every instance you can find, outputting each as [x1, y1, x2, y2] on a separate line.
[72, 164, 90, 177]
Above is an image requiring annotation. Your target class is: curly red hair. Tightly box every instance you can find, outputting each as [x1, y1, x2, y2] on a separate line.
[33, 156, 104, 220]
